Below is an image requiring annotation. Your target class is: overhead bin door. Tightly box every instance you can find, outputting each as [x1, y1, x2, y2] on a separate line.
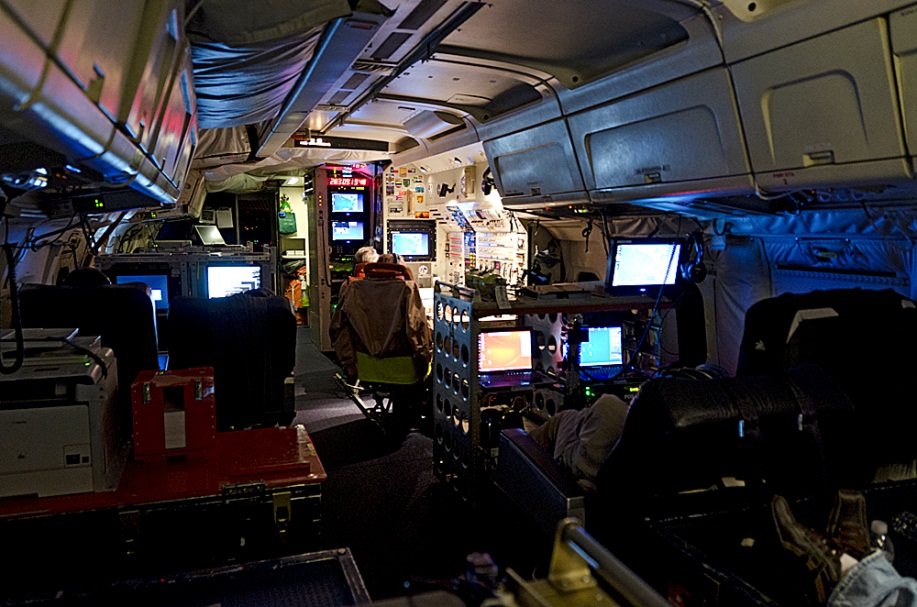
[731, 18, 910, 191]
[482, 119, 586, 208]
[891, 7, 917, 172]
[567, 67, 751, 198]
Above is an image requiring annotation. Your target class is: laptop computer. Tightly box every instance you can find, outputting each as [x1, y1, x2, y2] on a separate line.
[478, 329, 549, 388]
[194, 224, 227, 246]
[578, 326, 625, 381]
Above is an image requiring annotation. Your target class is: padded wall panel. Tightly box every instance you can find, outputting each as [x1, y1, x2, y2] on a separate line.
[482, 119, 585, 205]
[732, 18, 911, 191]
[568, 68, 750, 192]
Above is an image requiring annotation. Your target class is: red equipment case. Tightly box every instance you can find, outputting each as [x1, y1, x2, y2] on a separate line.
[0, 426, 326, 604]
[131, 367, 217, 462]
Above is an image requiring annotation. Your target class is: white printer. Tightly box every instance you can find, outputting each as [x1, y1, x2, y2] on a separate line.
[0, 329, 127, 498]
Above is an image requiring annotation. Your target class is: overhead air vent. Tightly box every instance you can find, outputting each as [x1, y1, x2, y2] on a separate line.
[350, 60, 395, 74]
[398, 0, 448, 31]
[341, 72, 370, 90]
[328, 91, 352, 106]
[372, 32, 411, 60]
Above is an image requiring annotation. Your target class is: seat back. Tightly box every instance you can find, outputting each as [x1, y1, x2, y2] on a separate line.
[19, 282, 160, 392]
[330, 270, 431, 383]
[167, 292, 296, 430]
[737, 288, 917, 475]
[597, 364, 860, 505]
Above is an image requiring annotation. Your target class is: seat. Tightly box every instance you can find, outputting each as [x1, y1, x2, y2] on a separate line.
[736, 287, 917, 480]
[166, 291, 297, 431]
[495, 365, 859, 541]
[18, 281, 161, 438]
[330, 262, 432, 435]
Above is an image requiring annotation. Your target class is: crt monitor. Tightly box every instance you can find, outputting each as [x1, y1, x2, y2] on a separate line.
[331, 221, 364, 241]
[115, 274, 170, 311]
[606, 238, 682, 295]
[478, 329, 533, 373]
[206, 265, 261, 298]
[330, 191, 364, 213]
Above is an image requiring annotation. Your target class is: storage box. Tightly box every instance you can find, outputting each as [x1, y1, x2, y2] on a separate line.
[131, 367, 216, 462]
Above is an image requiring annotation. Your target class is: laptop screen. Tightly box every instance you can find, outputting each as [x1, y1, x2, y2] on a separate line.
[580, 326, 624, 367]
[478, 330, 533, 373]
[607, 239, 681, 295]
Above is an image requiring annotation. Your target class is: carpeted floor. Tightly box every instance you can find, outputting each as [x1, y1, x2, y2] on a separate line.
[290, 327, 551, 602]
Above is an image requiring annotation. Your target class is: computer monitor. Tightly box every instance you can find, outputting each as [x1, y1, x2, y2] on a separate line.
[115, 274, 170, 311]
[330, 191, 364, 213]
[391, 232, 430, 257]
[478, 329, 533, 373]
[579, 326, 624, 367]
[194, 224, 227, 246]
[606, 238, 682, 295]
[206, 265, 261, 298]
[331, 221, 364, 241]
[386, 220, 437, 262]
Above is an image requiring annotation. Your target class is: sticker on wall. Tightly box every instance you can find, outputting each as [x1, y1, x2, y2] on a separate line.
[402, 179, 410, 187]
[414, 186, 424, 192]
[417, 195, 424, 204]
[400, 168, 407, 176]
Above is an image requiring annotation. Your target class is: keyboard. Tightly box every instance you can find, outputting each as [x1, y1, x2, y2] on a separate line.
[579, 365, 624, 381]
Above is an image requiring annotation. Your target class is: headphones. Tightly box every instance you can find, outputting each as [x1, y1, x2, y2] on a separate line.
[481, 168, 496, 196]
[680, 232, 707, 283]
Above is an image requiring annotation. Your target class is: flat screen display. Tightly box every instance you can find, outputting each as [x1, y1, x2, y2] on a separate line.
[609, 240, 681, 291]
[331, 191, 364, 213]
[115, 274, 170, 310]
[391, 232, 430, 257]
[207, 265, 261, 298]
[580, 326, 624, 367]
[331, 221, 364, 241]
[194, 224, 227, 246]
[478, 330, 533, 373]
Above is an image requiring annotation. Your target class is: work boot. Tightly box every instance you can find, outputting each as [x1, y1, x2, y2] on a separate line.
[771, 494, 841, 605]
[825, 489, 872, 560]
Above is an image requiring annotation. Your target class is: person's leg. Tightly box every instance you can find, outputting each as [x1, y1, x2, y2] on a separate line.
[528, 410, 578, 454]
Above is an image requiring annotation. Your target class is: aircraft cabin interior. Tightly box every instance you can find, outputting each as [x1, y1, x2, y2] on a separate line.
[5, 1, 917, 605]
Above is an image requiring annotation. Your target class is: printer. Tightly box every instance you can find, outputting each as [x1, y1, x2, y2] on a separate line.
[0, 328, 127, 498]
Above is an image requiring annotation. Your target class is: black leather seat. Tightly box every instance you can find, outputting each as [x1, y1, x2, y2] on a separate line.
[167, 291, 297, 431]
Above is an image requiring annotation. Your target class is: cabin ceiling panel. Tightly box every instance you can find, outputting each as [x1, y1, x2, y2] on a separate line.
[437, 0, 691, 88]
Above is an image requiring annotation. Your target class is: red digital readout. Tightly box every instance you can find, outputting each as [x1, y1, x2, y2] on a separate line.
[328, 177, 368, 187]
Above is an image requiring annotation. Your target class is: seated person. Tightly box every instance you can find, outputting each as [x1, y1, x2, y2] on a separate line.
[772, 491, 911, 607]
[376, 253, 414, 280]
[528, 393, 630, 492]
[527, 363, 730, 492]
[352, 245, 379, 279]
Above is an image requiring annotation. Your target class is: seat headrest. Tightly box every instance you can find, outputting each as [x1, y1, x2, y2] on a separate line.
[363, 262, 413, 280]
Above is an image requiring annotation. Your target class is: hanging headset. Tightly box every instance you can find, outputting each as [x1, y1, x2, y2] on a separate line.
[680, 232, 707, 283]
[481, 167, 496, 196]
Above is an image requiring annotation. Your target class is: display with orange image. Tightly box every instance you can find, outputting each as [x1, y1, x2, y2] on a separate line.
[477, 330, 533, 372]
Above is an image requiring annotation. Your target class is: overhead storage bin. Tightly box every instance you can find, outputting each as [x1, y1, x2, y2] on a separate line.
[482, 119, 587, 208]
[731, 18, 911, 192]
[891, 6, 917, 172]
[0, 0, 192, 205]
[567, 67, 752, 201]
